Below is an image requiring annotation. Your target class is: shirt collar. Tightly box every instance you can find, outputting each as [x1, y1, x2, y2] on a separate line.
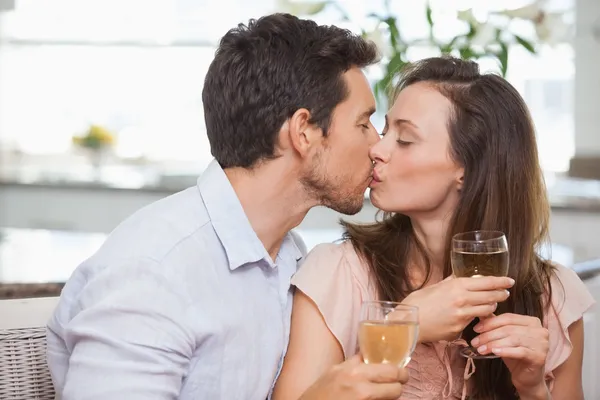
[197, 160, 304, 270]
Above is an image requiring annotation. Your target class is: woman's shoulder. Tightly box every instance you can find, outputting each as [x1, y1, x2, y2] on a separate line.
[544, 262, 596, 374]
[294, 241, 371, 285]
[301, 240, 360, 262]
[547, 262, 595, 315]
[292, 240, 376, 301]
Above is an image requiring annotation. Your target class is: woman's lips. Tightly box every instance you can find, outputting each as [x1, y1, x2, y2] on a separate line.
[372, 169, 382, 182]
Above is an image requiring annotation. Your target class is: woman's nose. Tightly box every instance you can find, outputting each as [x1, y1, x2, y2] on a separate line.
[369, 137, 390, 164]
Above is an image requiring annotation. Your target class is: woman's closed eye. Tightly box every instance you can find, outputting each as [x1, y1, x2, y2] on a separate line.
[380, 130, 411, 146]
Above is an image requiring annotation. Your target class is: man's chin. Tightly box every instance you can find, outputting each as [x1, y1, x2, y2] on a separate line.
[328, 197, 364, 216]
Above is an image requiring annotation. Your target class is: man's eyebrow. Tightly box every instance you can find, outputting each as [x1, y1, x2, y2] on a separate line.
[357, 107, 376, 120]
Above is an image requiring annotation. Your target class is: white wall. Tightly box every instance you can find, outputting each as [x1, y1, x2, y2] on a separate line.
[574, 0, 600, 156]
[582, 274, 600, 399]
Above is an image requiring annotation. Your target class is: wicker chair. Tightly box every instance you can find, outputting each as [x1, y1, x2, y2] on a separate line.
[0, 297, 59, 400]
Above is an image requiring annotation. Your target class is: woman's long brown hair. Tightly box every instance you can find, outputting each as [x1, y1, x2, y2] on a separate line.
[343, 56, 554, 399]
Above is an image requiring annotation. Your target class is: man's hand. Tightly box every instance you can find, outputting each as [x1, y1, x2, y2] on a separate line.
[299, 355, 408, 400]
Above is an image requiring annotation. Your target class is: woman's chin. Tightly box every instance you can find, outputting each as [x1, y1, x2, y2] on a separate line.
[369, 190, 390, 211]
[369, 190, 412, 214]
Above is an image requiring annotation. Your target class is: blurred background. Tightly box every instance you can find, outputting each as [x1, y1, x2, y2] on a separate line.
[0, 0, 598, 395]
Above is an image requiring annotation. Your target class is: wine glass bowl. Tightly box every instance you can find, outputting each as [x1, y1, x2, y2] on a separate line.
[451, 230, 509, 359]
[358, 301, 419, 368]
[451, 231, 509, 278]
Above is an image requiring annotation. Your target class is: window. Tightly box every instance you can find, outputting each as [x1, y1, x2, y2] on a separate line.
[315, 0, 576, 173]
[0, 0, 275, 176]
[0, 0, 575, 178]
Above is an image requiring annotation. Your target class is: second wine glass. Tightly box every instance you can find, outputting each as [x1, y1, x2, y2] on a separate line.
[451, 230, 509, 359]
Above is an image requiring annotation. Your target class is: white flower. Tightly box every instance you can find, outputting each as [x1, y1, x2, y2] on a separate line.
[364, 27, 393, 59]
[457, 8, 479, 26]
[496, 1, 571, 45]
[535, 12, 570, 44]
[276, 0, 327, 16]
[457, 8, 496, 48]
[471, 23, 497, 47]
[500, 1, 545, 20]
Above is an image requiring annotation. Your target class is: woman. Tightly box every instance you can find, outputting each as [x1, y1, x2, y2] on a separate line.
[272, 57, 595, 399]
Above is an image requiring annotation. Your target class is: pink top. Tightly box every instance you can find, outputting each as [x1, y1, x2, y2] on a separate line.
[291, 241, 596, 399]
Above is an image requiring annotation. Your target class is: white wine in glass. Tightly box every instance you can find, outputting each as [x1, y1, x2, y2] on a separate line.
[358, 302, 419, 368]
[451, 230, 509, 359]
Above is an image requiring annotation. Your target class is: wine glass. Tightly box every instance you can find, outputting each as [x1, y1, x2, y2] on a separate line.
[451, 230, 509, 359]
[358, 301, 419, 368]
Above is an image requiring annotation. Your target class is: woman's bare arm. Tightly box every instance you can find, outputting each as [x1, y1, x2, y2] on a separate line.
[549, 318, 585, 400]
[272, 290, 345, 400]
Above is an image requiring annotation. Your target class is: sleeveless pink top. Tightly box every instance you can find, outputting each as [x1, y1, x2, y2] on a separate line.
[291, 241, 596, 399]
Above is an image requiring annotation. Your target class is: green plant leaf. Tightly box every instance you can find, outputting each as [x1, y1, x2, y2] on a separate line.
[374, 81, 382, 100]
[383, 17, 401, 49]
[459, 47, 476, 60]
[514, 35, 536, 54]
[467, 23, 477, 39]
[374, 52, 406, 106]
[497, 42, 509, 77]
[386, 52, 405, 76]
[425, 2, 433, 26]
[440, 36, 459, 54]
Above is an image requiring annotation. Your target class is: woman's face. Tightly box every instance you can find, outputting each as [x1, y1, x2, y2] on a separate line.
[369, 82, 464, 217]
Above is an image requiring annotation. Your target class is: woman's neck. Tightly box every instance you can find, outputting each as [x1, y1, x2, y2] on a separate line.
[409, 213, 453, 277]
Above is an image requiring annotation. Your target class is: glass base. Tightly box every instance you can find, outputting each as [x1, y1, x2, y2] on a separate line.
[460, 346, 500, 359]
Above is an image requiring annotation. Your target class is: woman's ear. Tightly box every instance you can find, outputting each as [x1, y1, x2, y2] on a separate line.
[456, 169, 464, 191]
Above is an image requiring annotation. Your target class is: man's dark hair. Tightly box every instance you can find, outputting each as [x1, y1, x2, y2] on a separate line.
[202, 13, 379, 169]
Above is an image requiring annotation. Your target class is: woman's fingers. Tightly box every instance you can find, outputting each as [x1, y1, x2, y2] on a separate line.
[471, 325, 548, 366]
[474, 331, 534, 354]
[463, 289, 510, 307]
[459, 303, 498, 320]
[471, 325, 537, 347]
[461, 276, 515, 291]
[491, 346, 545, 364]
[473, 313, 542, 333]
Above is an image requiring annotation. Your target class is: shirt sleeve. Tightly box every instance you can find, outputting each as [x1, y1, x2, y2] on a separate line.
[291, 242, 371, 358]
[56, 258, 196, 400]
[544, 264, 596, 386]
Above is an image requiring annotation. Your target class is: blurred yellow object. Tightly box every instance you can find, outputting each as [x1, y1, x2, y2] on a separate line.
[72, 124, 115, 151]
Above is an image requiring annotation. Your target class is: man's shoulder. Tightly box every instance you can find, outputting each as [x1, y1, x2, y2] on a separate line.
[57, 186, 219, 299]
[100, 186, 214, 260]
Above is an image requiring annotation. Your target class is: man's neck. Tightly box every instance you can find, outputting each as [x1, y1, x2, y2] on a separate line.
[224, 160, 315, 261]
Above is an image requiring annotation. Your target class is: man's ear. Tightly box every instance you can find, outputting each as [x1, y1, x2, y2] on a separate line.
[287, 108, 323, 157]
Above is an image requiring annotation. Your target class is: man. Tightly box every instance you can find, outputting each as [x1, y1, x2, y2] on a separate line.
[47, 13, 407, 399]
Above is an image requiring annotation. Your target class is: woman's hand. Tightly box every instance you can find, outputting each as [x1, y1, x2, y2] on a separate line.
[471, 313, 550, 397]
[402, 276, 514, 343]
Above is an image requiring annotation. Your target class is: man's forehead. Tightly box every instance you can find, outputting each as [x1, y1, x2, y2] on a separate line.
[340, 69, 376, 111]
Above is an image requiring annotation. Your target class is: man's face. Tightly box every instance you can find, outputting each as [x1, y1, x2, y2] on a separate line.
[301, 67, 379, 215]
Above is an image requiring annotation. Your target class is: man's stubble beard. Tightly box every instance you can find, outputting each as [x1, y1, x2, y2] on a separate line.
[300, 149, 365, 216]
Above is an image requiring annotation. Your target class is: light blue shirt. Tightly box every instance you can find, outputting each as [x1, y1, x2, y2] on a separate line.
[47, 160, 306, 400]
